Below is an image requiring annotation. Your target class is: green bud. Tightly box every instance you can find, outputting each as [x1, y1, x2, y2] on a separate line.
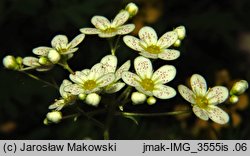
[173, 39, 181, 47]
[3, 55, 19, 70]
[46, 111, 62, 123]
[38, 56, 50, 65]
[43, 118, 50, 125]
[229, 95, 239, 104]
[16, 57, 23, 65]
[78, 93, 86, 100]
[125, 2, 139, 17]
[147, 96, 156, 105]
[48, 49, 61, 64]
[230, 80, 248, 95]
[174, 26, 186, 40]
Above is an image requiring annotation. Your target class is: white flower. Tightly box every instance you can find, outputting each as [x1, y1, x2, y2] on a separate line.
[85, 93, 101, 107]
[131, 92, 147, 104]
[64, 63, 115, 95]
[122, 56, 176, 99]
[178, 74, 229, 124]
[100, 55, 131, 93]
[123, 26, 179, 60]
[49, 80, 77, 110]
[22, 56, 53, 71]
[32, 34, 85, 63]
[80, 10, 135, 38]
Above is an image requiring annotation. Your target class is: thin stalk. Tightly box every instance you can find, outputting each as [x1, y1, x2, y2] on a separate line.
[115, 110, 191, 117]
[58, 62, 75, 74]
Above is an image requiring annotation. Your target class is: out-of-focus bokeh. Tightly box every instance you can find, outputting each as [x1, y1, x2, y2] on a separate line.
[0, 0, 249, 139]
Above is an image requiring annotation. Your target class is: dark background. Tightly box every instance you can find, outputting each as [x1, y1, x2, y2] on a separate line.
[0, 0, 249, 139]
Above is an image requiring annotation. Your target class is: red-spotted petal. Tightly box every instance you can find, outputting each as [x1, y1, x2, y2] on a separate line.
[117, 24, 135, 35]
[51, 35, 68, 48]
[134, 56, 153, 78]
[207, 105, 229, 124]
[190, 74, 207, 96]
[158, 49, 180, 60]
[157, 31, 178, 48]
[91, 16, 110, 30]
[192, 105, 209, 121]
[64, 84, 84, 95]
[32, 47, 53, 56]
[206, 86, 229, 105]
[123, 35, 144, 51]
[152, 65, 176, 84]
[100, 55, 117, 74]
[111, 10, 129, 27]
[115, 60, 131, 81]
[122, 71, 140, 87]
[69, 34, 85, 48]
[80, 28, 100, 34]
[153, 85, 176, 99]
[178, 85, 196, 104]
[139, 26, 158, 45]
[97, 73, 115, 87]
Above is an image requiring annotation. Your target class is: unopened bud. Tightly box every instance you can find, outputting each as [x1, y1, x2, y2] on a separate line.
[48, 49, 61, 64]
[174, 26, 186, 40]
[173, 39, 181, 47]
[230, 80, 248, 95]
[46, 111, 62, 123]
[147, 96, 156, 105]
[125, 2, 138, 17]
[85, 93, 101, 107]
[78, 93, 86, 100]
[39, 56, 50, 65]
[229, 95, 239, 104]
[16, 57, 23, 65]
[3, 55, 18, 70]
[131, 92, 146, 105]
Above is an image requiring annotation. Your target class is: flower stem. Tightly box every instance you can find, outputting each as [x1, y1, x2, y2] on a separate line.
[115, 110, 191, 117]
[108, 36, 121, 55]
[58, 62, 75, 74]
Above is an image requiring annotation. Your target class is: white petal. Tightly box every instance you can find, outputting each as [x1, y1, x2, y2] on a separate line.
[100, 55, 117, 74]
[32, 47, 53, 56]
[69, 34, 85, 48]
[104, 82, 125, 93]
[207, 105, 229, 124]
[192, 105, 209, 121]
[96, 73, 115, 87]
[98, 32, 117, 38]
[64, 84, 84, 95]
[190, 74, 207, 96]
[123, 35, 144, 51]
[116, 24, 135, 35]
[91, 16, 111, 30]
[36, 66, 53, 72]
[122, 71, 140, 87]
[153, 85, 176, 99]
[115, 60, 131, 81]
[139, 26, 158, 45]
[69, 71, 87, 84]
[23, 57, 40, 66]
[111, 10, 129, 27]
[59, 79, 72, 98]
[81, 69, 90, 75]
[152, 65, 176, 84]
[157, 31, 178, 48]
[136, 86, 153, 96]
[61, 48, 79, 55]
[206, 86, 229, 105]
[158, 49, 180, 60]
[178, 85, 196, 104]
[48, 99, 65, 110]
[51, 35, 68, 48]
[134, 56, 153, 78]
[139, 52, 158, 59]
[88, 63, 105, 80]
[80, 28, 100, 34]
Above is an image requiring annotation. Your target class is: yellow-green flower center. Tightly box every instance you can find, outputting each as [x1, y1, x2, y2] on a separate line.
[83, 80, 97, 91]
[103, 27, 117, 33]
[140, 78, 155, 91]
[195, 96, 209, 109]
[145, 45, 161, 54]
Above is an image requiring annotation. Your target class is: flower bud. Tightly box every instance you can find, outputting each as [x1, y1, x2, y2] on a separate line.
[43, 118, 49, 125]
[229, 95, 239, 104]
[85, 93, 101, 107]
[46, 111, 62, 123]
[78, 93, 86, 100]
[16, 57, 23, 65]
[230, 80, 248, 95]
[3, 55, 19, 70]
[48, 49, 61, 64]
[173, 39, 181, 47]
[147, 96, 156, 105]
[39, 56, 50, 65]
[131, 92, 146, 105]
[125, 2, 138, 17]
[174, 26, 186, 40]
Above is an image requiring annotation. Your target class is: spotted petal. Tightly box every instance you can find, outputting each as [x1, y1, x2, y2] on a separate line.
[48, 99, 65, 110]
[192, 105, 209, 121]
[32, 47, 53, 56]
[51, 35, 68, 48]
[206, 86, 229, 105]
[152, 65, 176, 84]
[69, 71, 87, 84]
[190, 74, 207, 96]
[111, 10, 129, 27]
[69, 34, 85, 48]
[88, 63, 105, 80]
[136, 86, 153, 96]
[115, 60, 131, 81]
[59, 79, 72, 98]
[122, 71, 140, 87]
[157, 31, 178, 48]
[91, 16, 111, 30]
[139, 26, 158, 45]
[207, 105, 229, 124]
[134, 56, 153, 78]
[158, 49, 180, 60]
[105, 82, 125, 93]
[62, 48, 78, 55]
[100, 55, 117, 74]
[178, 85, 196, 104]
[139, 52, 158, 59]
[123, 35, 144, 51]
[98, 32, 117, 38]
[97, 73, 115, 87]
[117, 24, 135, 35]
[23, 57, 40, 66]
[64, 84, 84, 95]
[153, 85, 176, 99]
[80, 28, 100, 34]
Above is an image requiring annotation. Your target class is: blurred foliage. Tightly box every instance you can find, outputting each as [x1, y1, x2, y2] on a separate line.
[0, 0, 250, 139]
